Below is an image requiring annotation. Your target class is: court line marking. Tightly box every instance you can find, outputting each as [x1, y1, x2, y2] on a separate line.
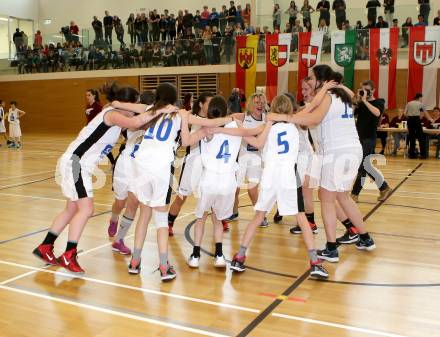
[271, 313, 409, 337]
[0, 260, 259, 313]
[0, 284, 230, 337]
[0, 192, 113, 207]
[0, 176, 56, 191]
[0, 170, 56, 181]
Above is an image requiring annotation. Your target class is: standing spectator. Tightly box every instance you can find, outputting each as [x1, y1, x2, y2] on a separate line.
[126, 14, 136, 45]
[402, 17, 413, 47]
[272, 4, 282, 31]
[236, 5, 244, 27]
[228, 1, 237, 26]
[301, 0, 315, 27]
[415, 14, 428, 26]
[169, 14, 177, 42]
[389, 109, 407, 156]
[223, 24, 234, 63]
[318, 18, 330, 52]
[333, 0, 346, 30]
[228, 88, 242, 112]
[133, 14, 142, 44]
[34, 30, 43, 48]
[182, 9, 194, 37]
[85, 88, 102, 123]
[366, 0, 381, 26]
[202, 26, 213, 64]
[194, 10, 202, 37]
[317, 0, 330, 26]
[384, 0, 395, 24]
[351, 80, 392, 201]
[376, 16, 389, 28]
[152, 10, 160, 42]
[419, 0, 430, 24]
[13, 28, 23, 52]
[405, 93, 433, 159]
[212, 26, 222, 64]
[177, 10, 184, 36]
[92, 16, 103, 42]
[70, 21, 79, 42]
[141, 13, 149, 44]
[210, 8, 220, 28]
[21, 31, 28, 49]
[114, 16, 125, 46]
[103, 11, 113, 45]
[292, 19, 303, 51]
[159, 14, 168, 41]
[201, 6, 210, 30]
[434, 9, 440, 25]
[377, 111, 390, 155]
[243, 4, 251, 26]
[285, 1, 298, 27]
[220, 5, 228, 34]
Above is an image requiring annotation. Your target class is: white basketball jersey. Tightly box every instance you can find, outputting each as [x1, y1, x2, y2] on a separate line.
[8, 109, 19, 124]
[200, 121, 241, 173]
[262, 122, 299, 166]
[135, 112, 182, 169]
[122, 104, 154, 159]
[298, 127, 313, 155]
[188, 115, 204, 156]
[239, 112, 266, 156]
[317, 94, 360, 153]
[64, 106, 121, 169]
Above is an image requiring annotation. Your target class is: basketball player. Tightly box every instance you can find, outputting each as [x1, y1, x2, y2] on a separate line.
[32, 83, 168, 274]
[0, 100, 9, 146]
[268, 65, 376, 263]
[187, 95, 242, 268]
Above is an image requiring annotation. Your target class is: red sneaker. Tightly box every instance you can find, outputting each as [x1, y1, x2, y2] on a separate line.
[222, 220, 230, 232]
[58, 248, 84, 274]
[168, 223, 174, 237]
[32, 244, 58, 266]
[108, 219, 118, 237]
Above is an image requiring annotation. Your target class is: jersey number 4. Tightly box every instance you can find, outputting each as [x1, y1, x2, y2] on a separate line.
[216, 140, 231, 163]
[144, 118, 173, 141]
[277, 131, 289, 154]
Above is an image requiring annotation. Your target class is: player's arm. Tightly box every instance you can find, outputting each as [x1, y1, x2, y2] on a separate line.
[180, 110, 207, 146]
[111, 101, 148, 114]
[208, 124, 265, 137]
[104, 109, 164, 129]
[243, 122, 273, 150]
[188, 113, 233, 127]
[301, 80, 337, 114]
[18, 109, 26, 117]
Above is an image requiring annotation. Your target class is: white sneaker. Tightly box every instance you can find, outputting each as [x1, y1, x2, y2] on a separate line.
[214, 255, 227, 268]
[187, 255, 200, 268]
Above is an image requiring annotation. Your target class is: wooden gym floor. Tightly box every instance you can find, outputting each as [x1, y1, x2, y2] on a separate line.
[0, 134, 439, 337]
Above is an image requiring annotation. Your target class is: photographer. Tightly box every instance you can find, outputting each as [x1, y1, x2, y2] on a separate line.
[351, 80, 392, 202]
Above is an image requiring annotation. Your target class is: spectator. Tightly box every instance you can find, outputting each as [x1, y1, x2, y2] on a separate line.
[228, 1, 237, 26]
[13, 28, 23, 52]
[210, 7, 220, 27]
[70, 21, 79, 42]
[114, 16, 125, 46]
[284, 22, 292, 33]
[389, 109, 407, 155]
[404, 93, 432, 159]
[342, 19, 352, 30]
[392, 18, 399, 27]
[126, 14, 135, 45]
[141, 13, 149, 43]
[301, 0, 314, 27]
[292, 19, 303, 51]
[212, 26, 222, 64]
[194, 10, 202, 37]
[202, 26, 213, 64]
[332, 0, 347, 30]
[220, 5, 228, 34]
[418, 0, 430, 24]
[376, 16, 389, 28]
[201, 6, 210, 29]
[285, 1, 299, 27]
[228, 88, 242, 112]
[384, 0, 395, 23]
[316, 0, 330, 26]
[352, 80, 391, 201]
[34, 30, 43, 48]
[377, 111, 390, 155]
[92, 16, 103, 42]
[272, 4, 282, 31]
[304, 19, 312, 32]
[159, 14, 168, 41]
[366, 0, 381, 26]
[163, 45, 176, 66]
[244, 22, 255, 34]
[415, 14, 428, 26]
[236, 5, 244, 27]
[103, 10, 113, 45]
[152, 43, 162, 65]
[243, 4, 251, 26]
[169, 14, 177, 42]
[402, 17, 413, 47]
[151, 10, 160, 41]
[21, 31, 28, 48]
[176, 10, 184, 36]
[318, 18, 331, 53]
[223, 24, 234, 63]
[434, 9, 440, 25]
[182, 9, 194, 36]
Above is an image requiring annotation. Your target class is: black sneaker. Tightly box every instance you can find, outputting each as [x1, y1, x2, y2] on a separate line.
[317, 248, 339, 263]
[230, 254, 246, 272]
[336, 228, 359, 244]
[356, 237, 376, 251]
[259, 218, 269, 228]
[225, 212, 239, 221]
[310, 263, 329, 279]
[128, 258, 141, 274]
[159, 263, 177, 282]
[273, 211, 283, 223]
[290, 223, 318, 234]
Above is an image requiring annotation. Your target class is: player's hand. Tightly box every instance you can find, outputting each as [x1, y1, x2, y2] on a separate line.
[323, 80, 338, 91]
[266, 113, 285, 122]
[178, 109, 190, 118]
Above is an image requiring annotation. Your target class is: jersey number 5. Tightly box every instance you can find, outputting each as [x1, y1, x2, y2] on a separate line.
[216, 140, 231, 163]
[277, 131, 289, 154]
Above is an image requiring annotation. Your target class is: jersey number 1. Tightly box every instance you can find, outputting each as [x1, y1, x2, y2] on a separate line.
[216, 140, 231, 163]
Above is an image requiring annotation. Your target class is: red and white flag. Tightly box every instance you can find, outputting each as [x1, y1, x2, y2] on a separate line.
[297, 31, 324, 102]
[369, 28, 399, 109]
[265, 33, 291, 102]
[407, 26, 440, 109]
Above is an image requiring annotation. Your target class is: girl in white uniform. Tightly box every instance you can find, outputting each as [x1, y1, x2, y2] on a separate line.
[8, 101, 26, 148]
[187, 96, 242, 268]
[215, 95, 328, 279]
[167, 92, 214, 236]
[32, 83, 166, 274]
[0, 100, 8, 145]
[268, 65, 376, 264]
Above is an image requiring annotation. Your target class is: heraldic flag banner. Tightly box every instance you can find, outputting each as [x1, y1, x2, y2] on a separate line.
[331, 29, 356, 89]
[236, 35, 259, 100]
[297, 31, 324, 102]
[407, 26, 440, 109]
[266, 33, 292, 102]
[369, 28, 399, 109]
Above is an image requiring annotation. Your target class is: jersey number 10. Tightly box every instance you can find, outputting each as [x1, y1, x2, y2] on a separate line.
[144, 118, 173, 141]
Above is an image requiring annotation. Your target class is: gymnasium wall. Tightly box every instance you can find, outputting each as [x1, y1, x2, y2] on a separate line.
[0, 69, 439, 135]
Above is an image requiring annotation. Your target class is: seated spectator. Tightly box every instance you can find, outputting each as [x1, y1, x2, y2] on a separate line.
[434, 9, 440, 25]
[152, 43, 162, 65]
[414, 14, 428, 27]
[244, 22, 255, 35]
[129, 45, 140, 67]
[190, 40, 204, 65]
[284, 22, 292, 33]
[304, 19, 312, 32]
[163, 45, 176, 66]
[389, 109, 407, 155]
[292, 19, 303, 52]
[375, 16, 389, 28]
[342, 19, 352, 30]
[141, 42, 153, 67]
[392, 18, 398, 28]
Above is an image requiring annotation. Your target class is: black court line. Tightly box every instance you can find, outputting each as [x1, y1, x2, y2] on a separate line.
[0, 176, 55, 191]
[0, 210, 111, 245]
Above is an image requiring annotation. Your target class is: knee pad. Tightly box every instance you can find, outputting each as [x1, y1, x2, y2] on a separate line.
[153, 210, 168, 229]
